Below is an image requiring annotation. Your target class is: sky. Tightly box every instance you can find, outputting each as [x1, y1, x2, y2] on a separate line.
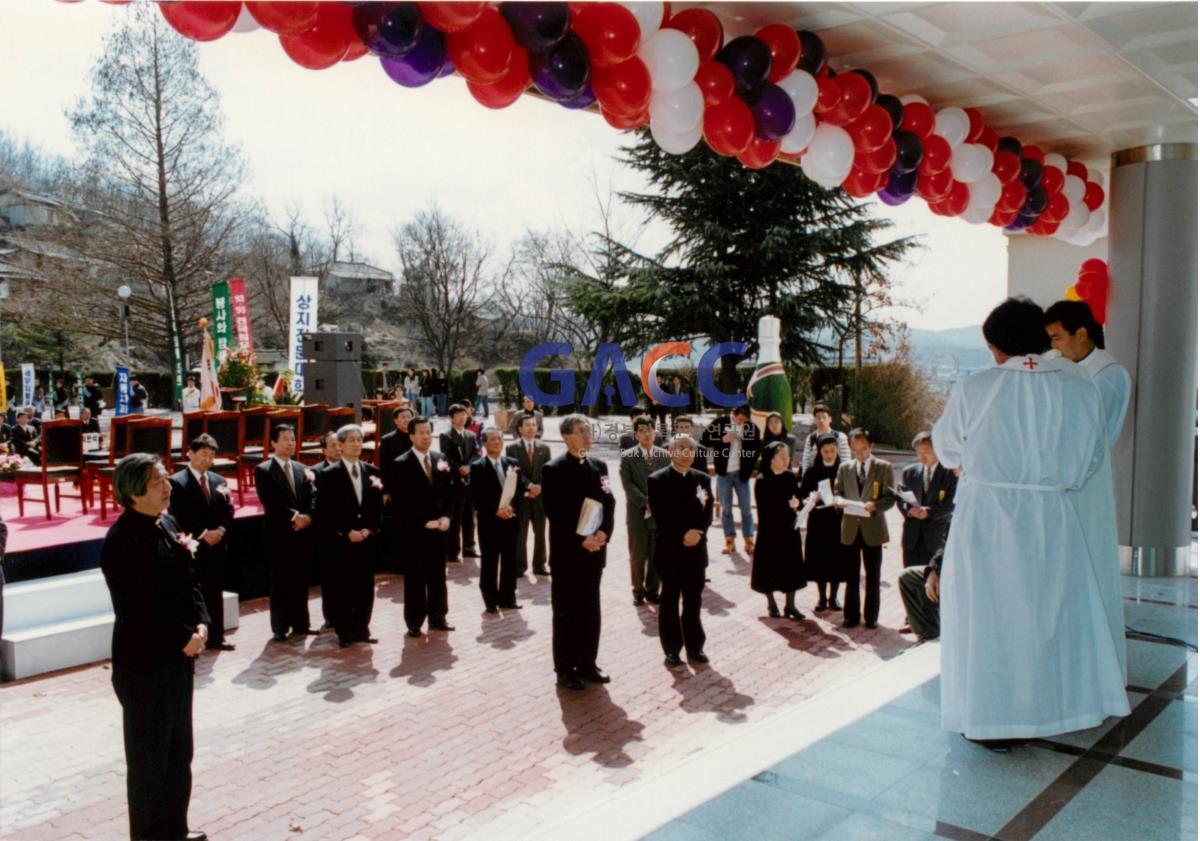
[1, 0, 1008, 333]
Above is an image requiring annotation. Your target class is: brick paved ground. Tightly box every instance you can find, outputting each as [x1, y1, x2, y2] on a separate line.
[0, 444, 917, 841]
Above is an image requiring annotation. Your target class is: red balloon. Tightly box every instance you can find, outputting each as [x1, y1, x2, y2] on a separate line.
[857, 137, 897, 173]
[827, 73, 871, 126]
[964, 107, 984, 143]
[1041, 166, 1065, 195]
[991, 150, 1021, 184]
[943, 181, 970, 216]
[246, 2, 319, 36]
[703, 97, 755, 156]
[602, 105, 649, 130]
[661, 1, 672, 27]
[1066, 160, 1088, 180]
[665, 8, 723, 63]
[989, 206, 1019, 227]
[447, 8, 515, 85]
[573, 3, 641, 68]
[159, 2, 241, 42]
[1079, 258, 1107, 276]
[977, 126, 999, 152]
[1027, 218, 1051, 236]
[997, 180, 1027, 213]
[592, 57, 652, 118]
[279, 4, 355, 69]
[916, 167, 954, 202]
[919, 134, 952, 175]
[1039, 219, 1061, 236]
[756, 24, 800, 83]
[1021, 144, 1044, 163]
[1042, 192, 1070, 224]
[842, 167, 881, 198]
[814, 73, 841, 114]
[901, 102, 935, 139]
[467, 47, 531, 109]
[1083, 181, 1105, 211]
[846, 105, 892, 152]
[738, 137, 782, 169]
[342, 37, 368, 62]
[419, 1, 485, 33]
[694, 61, 735, 107]
[1076, 271, 1108, 323]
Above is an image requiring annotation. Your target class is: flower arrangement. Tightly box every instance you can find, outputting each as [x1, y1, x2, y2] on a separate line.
[218, 345, 268, 408]
[0, 454, 31, 476]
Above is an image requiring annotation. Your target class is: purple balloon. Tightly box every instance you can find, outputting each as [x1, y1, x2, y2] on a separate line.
[499, 2, 570, 53]
[877, 189, 911, 206]
[380, 25, 445, 88]
[886, 168, 917, 195]
[560, 84, 596, 109]
[438, 55, 456, 77]
[716, 36, 772, 95]
[747, 84, 795, 140]
[352, 3, 422, 59]
[529, 32, 589, 100]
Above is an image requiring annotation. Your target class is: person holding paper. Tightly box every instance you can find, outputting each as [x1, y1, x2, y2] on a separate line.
[541, 414, 615, 692]
[469, 427, 528, 613]
[648, 435, 714, 667]
[896, 431, 957, 570]
[934, 298, 1129, 747]
[798, 434, 848, 612]
[834, 429, 895, 629]
[619, 415, 672, 606]
[751, 441, 807, 620]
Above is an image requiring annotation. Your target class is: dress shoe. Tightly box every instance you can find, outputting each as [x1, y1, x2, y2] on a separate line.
[767, 605, 781, 618]
[533, 566, 550, 576]
[721, 536, 735, 554]
[272, 633, 288, 642]
[962, 735, 1025, 753]
[633, 593, 646, 607]
[499, 603, 523, 610]
[187, 831, 208, 841]
[814, 600, 829, 612]
[429, 622, 455, 631]
[580, 667, 610, 684]
[645, 592, 661, 605]
[556, 673, 586, 691]
[407, 628, 423, 638]
[339, 640, 353, 649]
[296, 628, 320, 636]
[784, 608, 805, 621]
[320, 622, 333, 630]
[687, 650, 709, 664]
[447, 556, 462, 563]
[898, 624, 913, 634]
[664, 653, 684, 668]
[361, 636, 379, 644]
[864, 622, 878, 629]
[842, 620, 860, 629]
[207, 642, 236, 652]
[463, 549, 480, 558]
[485, 606, 499, 614]
[829, 599, 843, 611]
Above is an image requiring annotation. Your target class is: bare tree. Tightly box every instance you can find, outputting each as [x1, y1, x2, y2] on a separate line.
[393, 206, 491, 373]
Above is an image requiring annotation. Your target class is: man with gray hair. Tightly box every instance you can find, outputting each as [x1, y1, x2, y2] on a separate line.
[470, 427, 528, 612]
[541, 414, 615, 692]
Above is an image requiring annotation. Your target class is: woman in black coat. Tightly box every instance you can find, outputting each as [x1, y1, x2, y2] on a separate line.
[751, 441, 806, 619]
[799, 433, 847, 612]
[757, 411, 796, 474]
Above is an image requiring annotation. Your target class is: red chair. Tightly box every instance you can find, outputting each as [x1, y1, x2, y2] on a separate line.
[94, 417, 174, 519]
[297, 404, 328, 465]
[182, 412, 207, 450]
[203, 411, 247, 507]
[326, 407, 355, 433]
[369, 401, 400, 465]
[15, 419, 87, 520]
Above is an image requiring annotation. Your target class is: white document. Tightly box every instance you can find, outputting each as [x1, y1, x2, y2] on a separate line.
[835, 496, 872, 518]
[897, 487, 920, 506]
[817, 479, 834, 506]
[794, 494, 816, 531]
[576, 497, 604, 536]
[498, 468, 518, 511]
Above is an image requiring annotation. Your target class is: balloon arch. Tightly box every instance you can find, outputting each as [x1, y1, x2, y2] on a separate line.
[85, 1, 1110, 248]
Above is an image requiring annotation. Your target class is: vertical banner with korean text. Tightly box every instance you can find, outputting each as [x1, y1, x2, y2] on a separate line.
[114, 366, 131, 417]
[20, 363, 34, 408]
[288, 277, 319, 395]
[228, 277, 254, 361]
[0, 363, 8, 413]
[211, 281, 232, 360]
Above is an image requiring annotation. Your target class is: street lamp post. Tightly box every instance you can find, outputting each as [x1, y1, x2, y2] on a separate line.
[117, 284, 132, 362]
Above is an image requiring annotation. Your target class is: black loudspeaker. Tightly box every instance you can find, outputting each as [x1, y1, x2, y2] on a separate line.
[303, 360, 362, 418]
[302, 332, 361, 363]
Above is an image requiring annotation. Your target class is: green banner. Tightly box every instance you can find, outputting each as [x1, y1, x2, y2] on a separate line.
[211, 280, 232, 360]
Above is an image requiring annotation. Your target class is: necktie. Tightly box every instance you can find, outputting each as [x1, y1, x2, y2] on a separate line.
[424, 453, 432, 482]
[200, 472, 210, 503]
[282, 461, 296, 496]
[527, 441, 533, 459]
[924, 466, 932, 493]
[858, 463, 866, 492]
[495, 459, 505, 484]
[352, 463, 359, 480]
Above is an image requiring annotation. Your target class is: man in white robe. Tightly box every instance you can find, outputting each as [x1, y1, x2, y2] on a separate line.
[933, 298, 1130, 746]
[1046, 301, 1133, 681]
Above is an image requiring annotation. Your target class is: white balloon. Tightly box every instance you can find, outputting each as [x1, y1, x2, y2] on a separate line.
[639, 28, 699, 92]
[619, 2, 663, 40]
[967, 172, 1002, 210]
[650, 119, 702, 155]
[961, 204, 992, 225]
[899, 93, 928, 106]
[1065, 196, 1089, 228]
[1087, 167, 1107, 188]
[232, 5, 260, 33]
[776, 69, 818, 115]
[649, 82, 704, 133]
[951, 143, 993, 183]
[1084, 206, 1108, 234]
[1063, 174, 1086, 203]
[800, 123, 854, 184]
[934, 107, 970, 146]
[779, 110, 816, 155]
[1044, 152, 1067, 172]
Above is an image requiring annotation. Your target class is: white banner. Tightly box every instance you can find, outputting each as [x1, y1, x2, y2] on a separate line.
[288, 277, 319, 395]
[20, 363, 34, 408]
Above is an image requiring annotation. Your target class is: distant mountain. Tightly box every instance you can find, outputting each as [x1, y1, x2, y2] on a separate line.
[908, 325, 993, 372]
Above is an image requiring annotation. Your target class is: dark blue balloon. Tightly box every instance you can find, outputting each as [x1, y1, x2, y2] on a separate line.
[353, 3, 423, 58]
[717, 36, 772, 95]
[1019, 158, 1044, 191]
[529, 32, 590, 100]
[892, 129, 924, 174]
[997, 135, 1023, 157]
[876, 94, 902, 130]
[878, 188, 911, 206]
[747, 83, 796, 140]
[380, 25, 445, 88]
[438, 56, 456, 77]
[560, 84, 596, 109]
[796, 30, 826, 75]
[1022, 185, 1048, 215]
[886, 168, 918, 196]
[499, 2, 570, 53]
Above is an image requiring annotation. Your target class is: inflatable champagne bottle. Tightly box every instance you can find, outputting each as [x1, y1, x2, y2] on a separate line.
[747, 315, 792, 434]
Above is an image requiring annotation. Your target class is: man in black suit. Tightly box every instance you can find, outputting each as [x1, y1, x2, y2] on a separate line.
[82, 375, 104, 418]
[252, 424, 317, 642]
[385, 416, 454, 636]
[10, 410, 40, 465]
[541, 414, 615, 692]
[129, 375, 149, 413]
[101, 453, 210, 841]
[648, 435, 714, 667]
[470, 427, 528, 612]
[896, 432, 957, 569]
[439, 403, 479, 562]
[505, 415, 551, 576]
[314, 425, 384, 648]
[506, 394, 544, 439]
[317, 431, 341, 470]
[701, 404, 761, 556]
[168, 434, 235, 652]
[80, 406, 101, 434]
[379, 405, 414, 467]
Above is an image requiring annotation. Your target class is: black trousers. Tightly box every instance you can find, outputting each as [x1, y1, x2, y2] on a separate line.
[116, 661, 194, 840]
[446, 485, 478, 559]
[268, 537, 311, 635]
[659, 564, 707, 656]
[550, 564, 602, 675]
[843, 534, 883, 625]
[898, 566, 940, 639]
[478, 524, 519, 609]
[516, 500, 547, 572]
[404, 547, 449, 631]
[332, 537, 377, 642]
[195, 552, 225, 647]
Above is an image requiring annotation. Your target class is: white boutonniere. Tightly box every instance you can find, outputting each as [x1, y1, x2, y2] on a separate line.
[369, 475, 384, 491]
[214, 484, 230, 498]
[696, 485, 709, 506]
[175, 532, 199, 557]
[304, 469, 316, 484]
[436, 459, 450, 473]
[600, 475, 611, 495]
